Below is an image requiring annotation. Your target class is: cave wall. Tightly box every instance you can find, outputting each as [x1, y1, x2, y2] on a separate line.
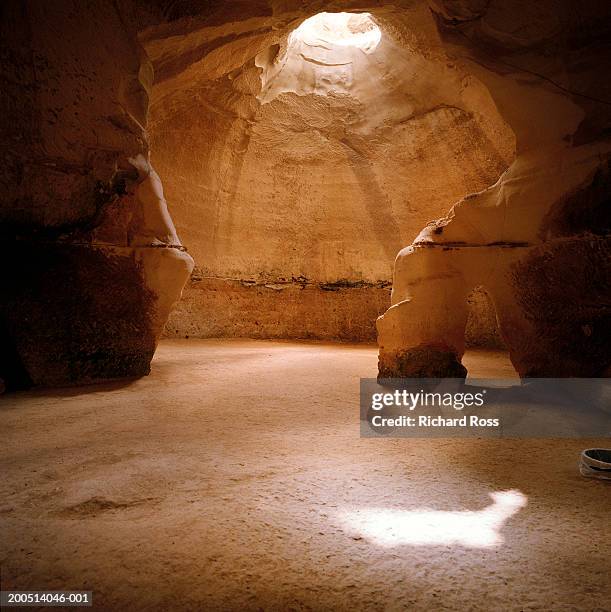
[142, 2, 514, 341]
[378, 0, 611, 377]
[0, 1, 193, 389]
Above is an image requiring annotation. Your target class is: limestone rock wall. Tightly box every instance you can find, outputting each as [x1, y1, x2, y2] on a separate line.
[0, 1, 193, 389]
[141, 2, 514, 342]
[377, 0, 611, 377]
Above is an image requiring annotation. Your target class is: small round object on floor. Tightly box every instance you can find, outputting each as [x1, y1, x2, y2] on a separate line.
[580, 448, 611, 480]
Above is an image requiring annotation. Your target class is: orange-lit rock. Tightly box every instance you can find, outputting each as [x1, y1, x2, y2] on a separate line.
[143, 3, 513, 342]
[0, 1, 192, 388]
[1, 0, 609, 387]
[378, 0, 611, 377]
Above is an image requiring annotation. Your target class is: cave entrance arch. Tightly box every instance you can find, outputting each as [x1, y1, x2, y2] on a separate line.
[464, 286, 519, 378]
[465, 286, 506, 351]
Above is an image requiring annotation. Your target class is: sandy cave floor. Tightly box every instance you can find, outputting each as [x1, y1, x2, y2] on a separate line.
[1, 339, 610, 611]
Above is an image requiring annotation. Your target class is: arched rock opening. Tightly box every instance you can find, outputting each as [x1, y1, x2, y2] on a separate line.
[465, 286, 505, 350]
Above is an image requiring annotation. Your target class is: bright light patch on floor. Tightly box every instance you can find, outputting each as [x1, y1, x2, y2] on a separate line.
[290, 12, 381, 53]
[338, 490, 527, 548]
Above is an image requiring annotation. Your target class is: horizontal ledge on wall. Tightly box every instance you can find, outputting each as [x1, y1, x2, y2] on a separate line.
[3, 238, 189, 252]
[414, 241, 532, 248]
[189, 274, 393, 292]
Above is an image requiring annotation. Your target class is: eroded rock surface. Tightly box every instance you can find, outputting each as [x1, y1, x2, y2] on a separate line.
[141, 2, 514, 341]
[0, 1, 193, 388]
[377, 0, 611, 377]
[2, 0, 608, 386]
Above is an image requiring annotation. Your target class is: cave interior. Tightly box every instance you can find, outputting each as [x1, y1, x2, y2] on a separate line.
[1, 0, 610, 609]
